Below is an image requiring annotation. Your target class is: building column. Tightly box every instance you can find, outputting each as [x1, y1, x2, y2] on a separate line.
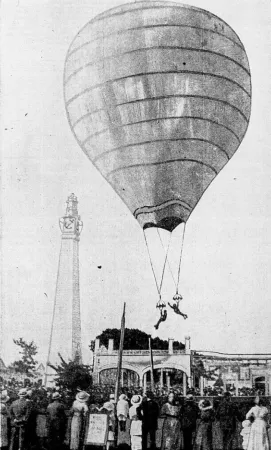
[235, 374, 239, 397]
[166, 371, 170, 390]
[168, 339, 174, 355]
[200, 376, 204, 396]
[121, 369, 124, 387]
[160, 368, 164, 388]
[183, 373, 187, 396]
[143, 373, 147, 393]
[185, 336, 191, 354]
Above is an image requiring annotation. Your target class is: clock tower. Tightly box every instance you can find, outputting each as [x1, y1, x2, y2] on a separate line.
[46, 194, 83, 372]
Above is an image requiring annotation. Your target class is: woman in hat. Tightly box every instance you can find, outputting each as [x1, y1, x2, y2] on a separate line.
[245, 397, 269, 450]
[160, 392, 182, 450]
[70, 391, 89, 450]
[129, 395, 143, 450]
[193, 399, 214, 450]
[117, 394, 129, 432]
[102, 393, 116, 449]
[0, 391, 10, 449]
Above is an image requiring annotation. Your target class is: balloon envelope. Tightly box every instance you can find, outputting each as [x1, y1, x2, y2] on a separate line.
[64, 1, 251, 232]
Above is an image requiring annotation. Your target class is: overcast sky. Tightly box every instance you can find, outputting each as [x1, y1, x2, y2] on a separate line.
[2, 0, 271, 366]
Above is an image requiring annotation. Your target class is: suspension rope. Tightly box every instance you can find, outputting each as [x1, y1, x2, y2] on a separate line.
[159, 231, 172, 294]
[157, 228, 177, 290]
[176, 223, 186, 294]
[143, 230, 161, 300]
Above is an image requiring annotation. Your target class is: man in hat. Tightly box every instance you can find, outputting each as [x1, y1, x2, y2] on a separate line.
[181, 394, 199, 450]
[139, 391, 159, 450]
[25, 389, 37, 449]
[46, 392, 66, 450]
[9, 388, 32, 450]
[215, 391, 239, 450]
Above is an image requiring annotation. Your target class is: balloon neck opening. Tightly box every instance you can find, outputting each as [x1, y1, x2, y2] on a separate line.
[143, 217, 184, 232]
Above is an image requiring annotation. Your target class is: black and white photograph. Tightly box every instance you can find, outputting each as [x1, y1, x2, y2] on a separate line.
[1, 0, 271, 448]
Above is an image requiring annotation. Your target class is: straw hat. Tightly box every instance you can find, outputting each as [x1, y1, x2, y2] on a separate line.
[52, 392, 61, 400]
[0, 392, 10, 403]
[18, 388, 28, 398]
[76, 391, 90, 403]
[131, 395, 142, 406]
[199, 399, 212, 410]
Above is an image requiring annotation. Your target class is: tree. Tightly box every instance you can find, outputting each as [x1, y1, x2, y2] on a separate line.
[48, 355, 92, 402]
[192, 354, 218, 381]
[93, 328, 185, 351]
[9, 338, 38, 377]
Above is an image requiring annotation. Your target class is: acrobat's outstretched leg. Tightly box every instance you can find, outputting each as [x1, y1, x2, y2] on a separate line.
[168, 302, 188, 319]
[154, 317, 162, 330]
[154, 310, 167, 329]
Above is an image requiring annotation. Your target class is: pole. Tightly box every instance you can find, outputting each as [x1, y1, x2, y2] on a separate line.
[148, 335, 154, 392]
[114, 303, 126, 447]
[115, 302, 126, 400]
[44, 246, 62, 387]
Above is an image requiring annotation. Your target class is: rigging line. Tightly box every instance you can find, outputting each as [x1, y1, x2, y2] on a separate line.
[159, 231, 172, 294]
[176, 223, 187, 294]
[157, 228, 177, 290]
[143, 230, 161, 300]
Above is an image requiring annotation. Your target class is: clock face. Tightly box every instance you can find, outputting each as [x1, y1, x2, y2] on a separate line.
[64, 217, 75, 229]
[59, 216, 82, 235]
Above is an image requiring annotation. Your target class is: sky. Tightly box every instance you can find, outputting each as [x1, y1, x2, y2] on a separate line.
[1, 0, 271, 366]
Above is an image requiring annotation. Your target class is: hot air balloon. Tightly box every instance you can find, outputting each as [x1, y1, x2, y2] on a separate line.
[64, 1, 251, 324]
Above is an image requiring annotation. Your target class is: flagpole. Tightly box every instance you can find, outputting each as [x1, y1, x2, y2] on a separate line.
[149, 335, 154, 392]
[115, 302, 126, 400]
[114, 302, 126, 447]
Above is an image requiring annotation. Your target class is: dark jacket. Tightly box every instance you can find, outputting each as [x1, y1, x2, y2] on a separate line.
[215, 399, 238, 430]
[181, 400, 199, 429]
[9, 398, 31, 427]
[46, 400, 66, 434]
[139, 398, 160, 430]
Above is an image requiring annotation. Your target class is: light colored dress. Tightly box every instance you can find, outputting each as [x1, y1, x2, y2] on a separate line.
[246, 405, 269, 450]
[117, 396, 129, 421]
[103, 400, 116, 449]
[240, 420, 252, 450]
[129, 405, 142, 450]
[70, 400, 88, 450]
[0, 402, 8, 447]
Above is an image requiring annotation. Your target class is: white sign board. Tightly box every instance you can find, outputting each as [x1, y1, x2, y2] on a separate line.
[85, 413, 108, 447]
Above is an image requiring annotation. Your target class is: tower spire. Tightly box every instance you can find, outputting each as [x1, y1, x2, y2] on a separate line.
[46, 195, 83, 380]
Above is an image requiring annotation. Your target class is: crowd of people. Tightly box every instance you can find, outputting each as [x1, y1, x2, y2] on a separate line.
[1, 379, 271, 450]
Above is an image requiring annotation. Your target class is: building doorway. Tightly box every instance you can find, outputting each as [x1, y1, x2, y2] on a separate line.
[254, 376, 265, 395]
